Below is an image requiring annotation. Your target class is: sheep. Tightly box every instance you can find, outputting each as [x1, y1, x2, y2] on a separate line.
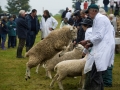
[35, 42, 74, 74]
[45, 44, 84, 79]
[50, 55, 88, 90]
[25, 26, 78, 80]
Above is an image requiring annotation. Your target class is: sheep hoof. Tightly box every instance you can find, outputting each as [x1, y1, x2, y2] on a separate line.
[28, 76, 31, 79]
[59, 54, 61, 57]
[25, 78, 27, 81]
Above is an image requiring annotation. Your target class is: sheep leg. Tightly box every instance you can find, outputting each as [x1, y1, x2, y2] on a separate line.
[48, 71, 52, 79]
[81, 74, 86, 89]
[25, 63, 31, 80]
[57, 75, 65, 90]
[36, 64, 40, 73]
[59, 46, 67, 57]
[50, 74, 59, 87]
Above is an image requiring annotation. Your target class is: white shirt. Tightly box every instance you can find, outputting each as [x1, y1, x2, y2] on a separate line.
[40, 16, 58, 38]
[110, 0, 114, 6]
[65, 12, 72, 20]
[83, 27, 92, 54]
[84, 13, 115, 74]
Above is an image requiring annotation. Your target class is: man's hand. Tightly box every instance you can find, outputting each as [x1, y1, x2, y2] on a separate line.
[2, 24, 4, 27]
[49, 28, 53, 31]
[79, 40, 88, 46]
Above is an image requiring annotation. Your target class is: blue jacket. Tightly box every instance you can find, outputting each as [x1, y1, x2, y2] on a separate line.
[1, 20, 8, 34]
[25, 14, 40, 35]
[75, 1, 81, 10]
[16, 16, 29, 39]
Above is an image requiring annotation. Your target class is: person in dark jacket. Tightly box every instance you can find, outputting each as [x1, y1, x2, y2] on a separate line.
[114, 1, 119, 16]
[103, 0, 109, 12]
[25, 9, 40, 52]
[13, 15, 17, 47]
[16, 10, 28, 58]
[7, 16, 16, 48]
[61, 7, 69, 21]
[75, 0, 81, 11]
[1, 16, 8, 50]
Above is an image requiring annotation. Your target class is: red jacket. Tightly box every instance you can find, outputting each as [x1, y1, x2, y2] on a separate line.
[84, 2, 88, 10]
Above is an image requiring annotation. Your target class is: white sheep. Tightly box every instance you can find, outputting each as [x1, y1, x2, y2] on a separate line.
[50, 55, 88, 90]
[35, 42, 74, 74]
[25, 26, 77, 80]
[45, 44, 84, 79]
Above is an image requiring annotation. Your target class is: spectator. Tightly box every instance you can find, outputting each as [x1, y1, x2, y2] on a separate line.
[75, 0, 81, 11]
[114, 1, 119, 16]
[7, 16, 16, 48]
[0, 19, 2, 48]
[12, 15, 17, 47]
[40, 10, 58, 40]
[103, 0, 109, 12]
[61, 7, 69, 21]
[84, 1, 88, 10]
[1, 16, 8, 50]
[60, 18, 69, 28]
[65, 10, 72, 21]
[110, 0, 115, 14]
[16, 10, 28, 58]
[25, 9, 40, 52]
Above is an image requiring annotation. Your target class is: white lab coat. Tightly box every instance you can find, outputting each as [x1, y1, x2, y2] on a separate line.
[83, 27, 92, 54]
[84, 13, 115, 74]
[65, 12, 72, 20]
[40, 16, 58, 38]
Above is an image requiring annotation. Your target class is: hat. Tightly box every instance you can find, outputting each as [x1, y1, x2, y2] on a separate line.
[81, 17, 93, 26]
[85, 4, 99, 13]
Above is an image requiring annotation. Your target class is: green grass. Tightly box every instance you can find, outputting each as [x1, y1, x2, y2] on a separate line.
[0, 16, 120, 90]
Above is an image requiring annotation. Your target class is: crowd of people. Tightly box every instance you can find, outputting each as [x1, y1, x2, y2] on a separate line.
[0, 0, 119, 89]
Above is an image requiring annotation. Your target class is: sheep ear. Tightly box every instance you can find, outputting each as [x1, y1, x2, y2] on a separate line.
[70, 27, 73, 31]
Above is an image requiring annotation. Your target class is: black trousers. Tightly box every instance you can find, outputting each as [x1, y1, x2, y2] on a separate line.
[18, 38, 26, 48]
[84, 63, 104, 90]
[8, 36, 16, 48]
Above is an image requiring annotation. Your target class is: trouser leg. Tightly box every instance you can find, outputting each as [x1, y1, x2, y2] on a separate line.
[84, 63, 104, 90]
[11, 36, 16, 48]
[1, 34, 7, 50]
[8, 36, 11, 48]
[17, 38, 25, 58]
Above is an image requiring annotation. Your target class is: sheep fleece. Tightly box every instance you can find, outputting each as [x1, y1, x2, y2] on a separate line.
[25, 26, 77, 68]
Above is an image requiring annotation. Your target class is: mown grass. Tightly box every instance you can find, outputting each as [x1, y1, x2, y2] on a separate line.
[0, 15, 120, 90]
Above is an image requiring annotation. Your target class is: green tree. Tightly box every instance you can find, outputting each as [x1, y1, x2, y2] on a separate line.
[6, 0, 31, 14]
[58, 9, 64, 14]
[0, 6, 3, 13]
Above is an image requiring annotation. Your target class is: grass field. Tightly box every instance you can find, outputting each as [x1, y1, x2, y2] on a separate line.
[0, 15, 120, 90]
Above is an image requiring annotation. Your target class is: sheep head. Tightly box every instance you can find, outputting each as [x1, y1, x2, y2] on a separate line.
[69, 26, 78, 40]
[75, 44, 84, 52]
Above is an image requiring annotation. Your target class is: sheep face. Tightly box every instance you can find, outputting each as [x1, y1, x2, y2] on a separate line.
[75, 44, 84, 51]
[70, 26, 78, 40]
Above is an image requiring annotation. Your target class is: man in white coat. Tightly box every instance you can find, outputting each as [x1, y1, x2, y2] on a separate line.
[40, 10, 58, 39]
[80, 4, 115, 90]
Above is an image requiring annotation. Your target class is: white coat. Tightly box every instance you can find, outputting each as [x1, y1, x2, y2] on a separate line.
[84, 13, 115, 74]
[40, 16, 58, 38]
[65, 12, 72, 20]
[83, 27, 92, 54]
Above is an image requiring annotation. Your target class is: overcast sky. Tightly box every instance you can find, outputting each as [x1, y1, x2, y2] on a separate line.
[0, 0, 105, 15]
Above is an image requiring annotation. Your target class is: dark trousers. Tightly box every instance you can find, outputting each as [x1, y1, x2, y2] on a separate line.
[84, 63, 104, 90]
[26, 31, 36, 48]
[102, 65, 113, 87]
[1, 34, 7, 49]
[18, 38, 25, 48]
[0, 35, 1, 46]
[8, 36, 16, 48]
